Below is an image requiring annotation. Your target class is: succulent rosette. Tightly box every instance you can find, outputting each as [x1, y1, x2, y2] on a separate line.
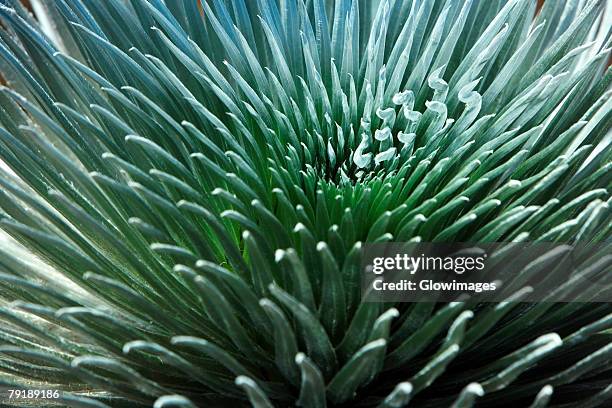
[0, 0, 610, 407]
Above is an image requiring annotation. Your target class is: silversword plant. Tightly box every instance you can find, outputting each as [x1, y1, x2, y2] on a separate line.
[0, 0, 610, 407]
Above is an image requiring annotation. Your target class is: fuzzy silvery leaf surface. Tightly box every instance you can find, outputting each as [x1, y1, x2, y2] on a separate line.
[0, 0, 610, 407]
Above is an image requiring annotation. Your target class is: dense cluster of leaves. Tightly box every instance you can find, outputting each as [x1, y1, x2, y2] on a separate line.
[0, 0, 610, 407]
